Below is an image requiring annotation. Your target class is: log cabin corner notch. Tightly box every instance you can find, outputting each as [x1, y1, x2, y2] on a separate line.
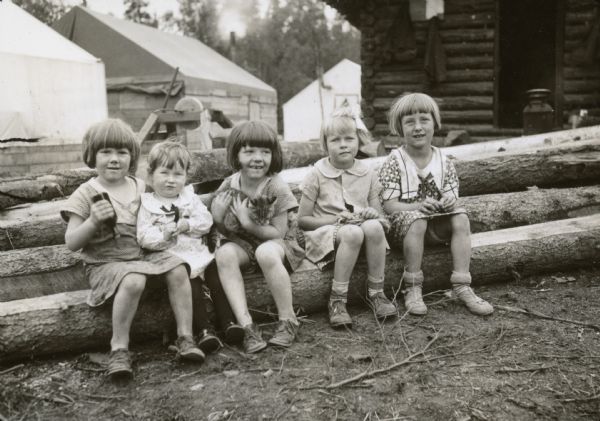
[323, 0, 600, 142]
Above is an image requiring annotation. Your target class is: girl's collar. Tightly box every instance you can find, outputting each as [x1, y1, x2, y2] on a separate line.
[315, 157, 369, 178]
[141, 185, 194, 212]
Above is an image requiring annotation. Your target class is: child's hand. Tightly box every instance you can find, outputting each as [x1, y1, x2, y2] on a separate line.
[440, 195, 457, 212]
[212, 191, 233, 219]
[358, 207, 380, 220]
[176, 219, 190, 234]
[90, 199, 115, 226]
[418, 198, 442, 215]
[230, 195, 251, 227]
[163, 221, 178, 240]
[337, 210, 355, 222]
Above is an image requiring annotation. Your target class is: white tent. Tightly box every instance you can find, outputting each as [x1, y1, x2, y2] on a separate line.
[283, 59, 361, 142]
[0, 1, 107, 141]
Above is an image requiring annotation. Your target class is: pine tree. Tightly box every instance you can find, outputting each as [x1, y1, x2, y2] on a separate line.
[12, 0, 67, 25]
[123, 0, 158, 28]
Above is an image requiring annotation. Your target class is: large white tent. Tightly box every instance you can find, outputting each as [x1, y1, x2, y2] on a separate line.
[283, 59, 361, 142]
[0, 1, 107, 141]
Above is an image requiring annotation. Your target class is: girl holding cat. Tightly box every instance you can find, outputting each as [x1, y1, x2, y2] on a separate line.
[210, 121, 304, 353]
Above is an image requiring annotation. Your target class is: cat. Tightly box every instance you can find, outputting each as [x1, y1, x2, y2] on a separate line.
[207, 189, 277, 252]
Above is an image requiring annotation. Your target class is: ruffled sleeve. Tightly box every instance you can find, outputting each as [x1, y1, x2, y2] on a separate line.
[186, 193, 213, 238]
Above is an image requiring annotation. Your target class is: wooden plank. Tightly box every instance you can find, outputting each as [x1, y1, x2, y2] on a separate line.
[1, 215, 599, 362]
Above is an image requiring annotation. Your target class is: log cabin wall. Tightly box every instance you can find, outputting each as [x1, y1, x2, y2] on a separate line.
[357, 0, 504, 142]
[326, 0, 600, 142]
[564, 0, 600, 124]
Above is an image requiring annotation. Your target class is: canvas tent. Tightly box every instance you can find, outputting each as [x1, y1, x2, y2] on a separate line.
[0, 1, 107, 141]
[283, 59, 361, 142]
[53, 7, 277, 131]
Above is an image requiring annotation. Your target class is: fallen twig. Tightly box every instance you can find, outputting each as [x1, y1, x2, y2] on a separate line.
[559, 393, 600, 403]
[496, 364, 555, 373]
[496, 305, 600, 331]
[77, 392, 127, 400]
[324, 330, 442, 389]
[0, 363, 24, 375]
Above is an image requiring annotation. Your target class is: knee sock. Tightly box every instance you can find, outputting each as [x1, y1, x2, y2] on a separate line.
[450, 271, 471, 292]
[367, 274, 384, 297]
[204, 261, 237, 331]
[330, 279, 349, 302]
[403, 270, 424, 289]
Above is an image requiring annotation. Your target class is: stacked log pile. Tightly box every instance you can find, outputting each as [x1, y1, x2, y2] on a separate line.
[1, 128, 600, 362]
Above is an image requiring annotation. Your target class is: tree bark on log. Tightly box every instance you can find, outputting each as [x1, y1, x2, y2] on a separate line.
[1, 214, 599, 363]
[1, 139, 599, 251]
[387, 185, 600, 248]
[2, 185, 600, 301]
[0, 142, 325, 210]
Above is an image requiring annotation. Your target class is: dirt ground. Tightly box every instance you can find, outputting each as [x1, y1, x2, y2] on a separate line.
[2, 266, 600, 421]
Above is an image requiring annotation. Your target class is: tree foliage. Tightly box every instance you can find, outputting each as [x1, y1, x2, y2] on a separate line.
[12, 0, 68, 25]
[174, 0, 226, 54]
[123, 0, 158, 27]
[230, 0, 360, 130]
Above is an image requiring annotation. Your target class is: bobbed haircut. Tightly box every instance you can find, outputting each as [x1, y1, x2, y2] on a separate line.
[226, 120, 283, 174]
[147, 139, 192, 175]
[388, 93, 442, 137]
[320, 106, 372, 153]
[82, 118, 140, 173]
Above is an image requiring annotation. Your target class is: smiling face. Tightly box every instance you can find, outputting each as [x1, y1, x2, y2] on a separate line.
[238, 145, 272, 181]
[150, 162, 187, 199]
[95, 147, 131, 185]
[400, 112, 435, 150]
[326, 129, 359, 169]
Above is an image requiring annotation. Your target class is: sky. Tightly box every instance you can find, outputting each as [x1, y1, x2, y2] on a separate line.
[62, 0, 271, 38]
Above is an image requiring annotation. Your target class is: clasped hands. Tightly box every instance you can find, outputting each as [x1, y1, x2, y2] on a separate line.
[418, 196, 456, 215]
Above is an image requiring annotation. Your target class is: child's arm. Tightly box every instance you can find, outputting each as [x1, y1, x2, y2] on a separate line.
[64, 199, 115, 251]
[137, 206, 172, 250]
[185, 195, 214, 238]
[379, 153, 441, 215]
[297, 194, 339, 230]
[230, 195, 288, 240]
[297, 169, 342, 230]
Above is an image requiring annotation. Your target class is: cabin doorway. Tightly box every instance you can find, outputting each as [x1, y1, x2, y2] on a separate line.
[496, 0, 561, 128]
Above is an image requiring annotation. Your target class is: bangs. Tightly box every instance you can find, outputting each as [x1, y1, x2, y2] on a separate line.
[154, 152, 189, 171]
[147, 141, 191, 174]
[322, 116, 356, 139]
[401, 95, 438, 116]
[388, 93, 441, 135]
[93, 120, 136, 150]
[237, 122, 278, 149]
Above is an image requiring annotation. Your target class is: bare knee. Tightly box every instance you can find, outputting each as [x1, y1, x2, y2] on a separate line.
[119, 273, 146, 296]
[165, 264, 189, 286]
[255, 241, 284, 270]
[337, 225, 364, 248]
[215, 244, 240, 267]
[361, 219, 385, 241]
[406, 219, 427, 237]
[451, 214, 471, 235]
